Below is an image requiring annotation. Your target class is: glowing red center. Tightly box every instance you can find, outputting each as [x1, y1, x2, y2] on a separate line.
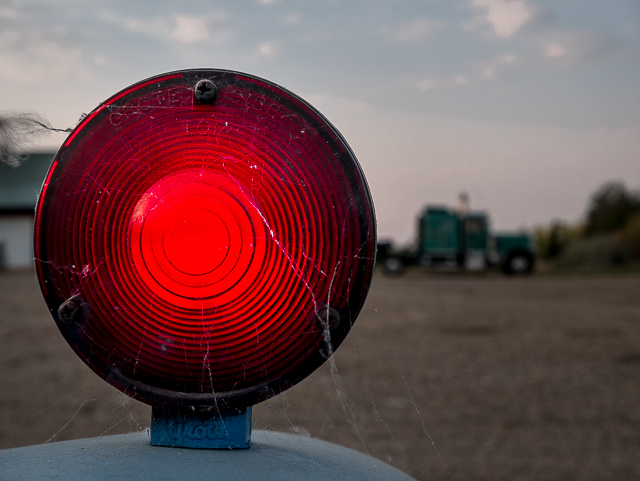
[156, 194, 230, 276]
[129, 169, 264, 308]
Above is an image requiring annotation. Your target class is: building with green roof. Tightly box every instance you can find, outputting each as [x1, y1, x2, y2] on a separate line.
[0, 152, 55, 269]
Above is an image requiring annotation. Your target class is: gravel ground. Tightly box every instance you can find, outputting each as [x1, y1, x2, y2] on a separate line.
[1, 269, 640, 480]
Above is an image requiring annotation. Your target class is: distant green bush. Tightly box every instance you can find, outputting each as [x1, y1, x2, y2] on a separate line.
[556, 234, 632, 269]
[622, 212, 640, 259]
[534, 221, 583, 260]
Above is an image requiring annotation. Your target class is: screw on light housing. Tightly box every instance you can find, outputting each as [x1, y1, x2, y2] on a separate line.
[194, 79, 217, 103]
[57, 296, 85, 324]
[317, 306, 341, 330]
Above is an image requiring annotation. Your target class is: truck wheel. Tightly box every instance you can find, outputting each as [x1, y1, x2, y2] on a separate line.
[382, 257, 405, 276]
[503, 251, 534, 275]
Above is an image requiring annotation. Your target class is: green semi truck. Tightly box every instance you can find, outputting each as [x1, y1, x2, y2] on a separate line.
[377, 205, 535, 275]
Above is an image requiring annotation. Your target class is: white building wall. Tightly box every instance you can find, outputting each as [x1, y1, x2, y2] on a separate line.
[0, 215, 34, 269]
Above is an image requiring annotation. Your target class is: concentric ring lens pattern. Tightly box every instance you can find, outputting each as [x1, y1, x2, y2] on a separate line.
[34, 70, 376, 408]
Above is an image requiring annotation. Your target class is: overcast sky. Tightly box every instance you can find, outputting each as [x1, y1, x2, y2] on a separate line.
[1, 0, 639, 241]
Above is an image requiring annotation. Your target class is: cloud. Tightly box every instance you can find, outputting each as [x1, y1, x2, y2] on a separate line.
[464, 28, 622, 84]
[283, 12, 302, 25]
[417, 79, 435, 91]
[396, 18, 446, 44]
[172, 17, 209, 43]
[537, 30, 622, 66]
[99, 10, 171, 38]
[99, 10, 229, 46]
[471, 51, 522, 81]
[413, 52, 517, 90]
[377, 17, 446, 46]
[0, 31, 90, 83]
[241, 40, 282, 65]
[546, 43, 565, 58]
[257, 41, 281, 58]
[0, 7, 18, 19]
[470, 0, 531, 37]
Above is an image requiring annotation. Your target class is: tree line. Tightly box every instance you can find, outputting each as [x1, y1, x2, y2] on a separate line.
[536, 181, 640, 269]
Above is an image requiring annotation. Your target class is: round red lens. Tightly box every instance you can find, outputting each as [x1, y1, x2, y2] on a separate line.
[34, 69, 376, 409]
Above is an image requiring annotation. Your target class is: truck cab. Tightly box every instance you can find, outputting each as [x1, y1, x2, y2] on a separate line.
[379, 205, 534, 275]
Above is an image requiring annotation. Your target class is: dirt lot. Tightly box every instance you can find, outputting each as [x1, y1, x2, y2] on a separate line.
[1, 269, 640, 480]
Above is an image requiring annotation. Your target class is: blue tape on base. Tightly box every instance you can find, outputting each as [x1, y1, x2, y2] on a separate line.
[150, 406, 251, 449]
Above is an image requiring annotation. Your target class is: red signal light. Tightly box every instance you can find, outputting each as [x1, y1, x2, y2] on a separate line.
[34, 69, 375, 410]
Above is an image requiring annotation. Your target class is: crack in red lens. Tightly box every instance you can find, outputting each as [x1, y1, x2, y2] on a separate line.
[34, 69, 376, 409]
